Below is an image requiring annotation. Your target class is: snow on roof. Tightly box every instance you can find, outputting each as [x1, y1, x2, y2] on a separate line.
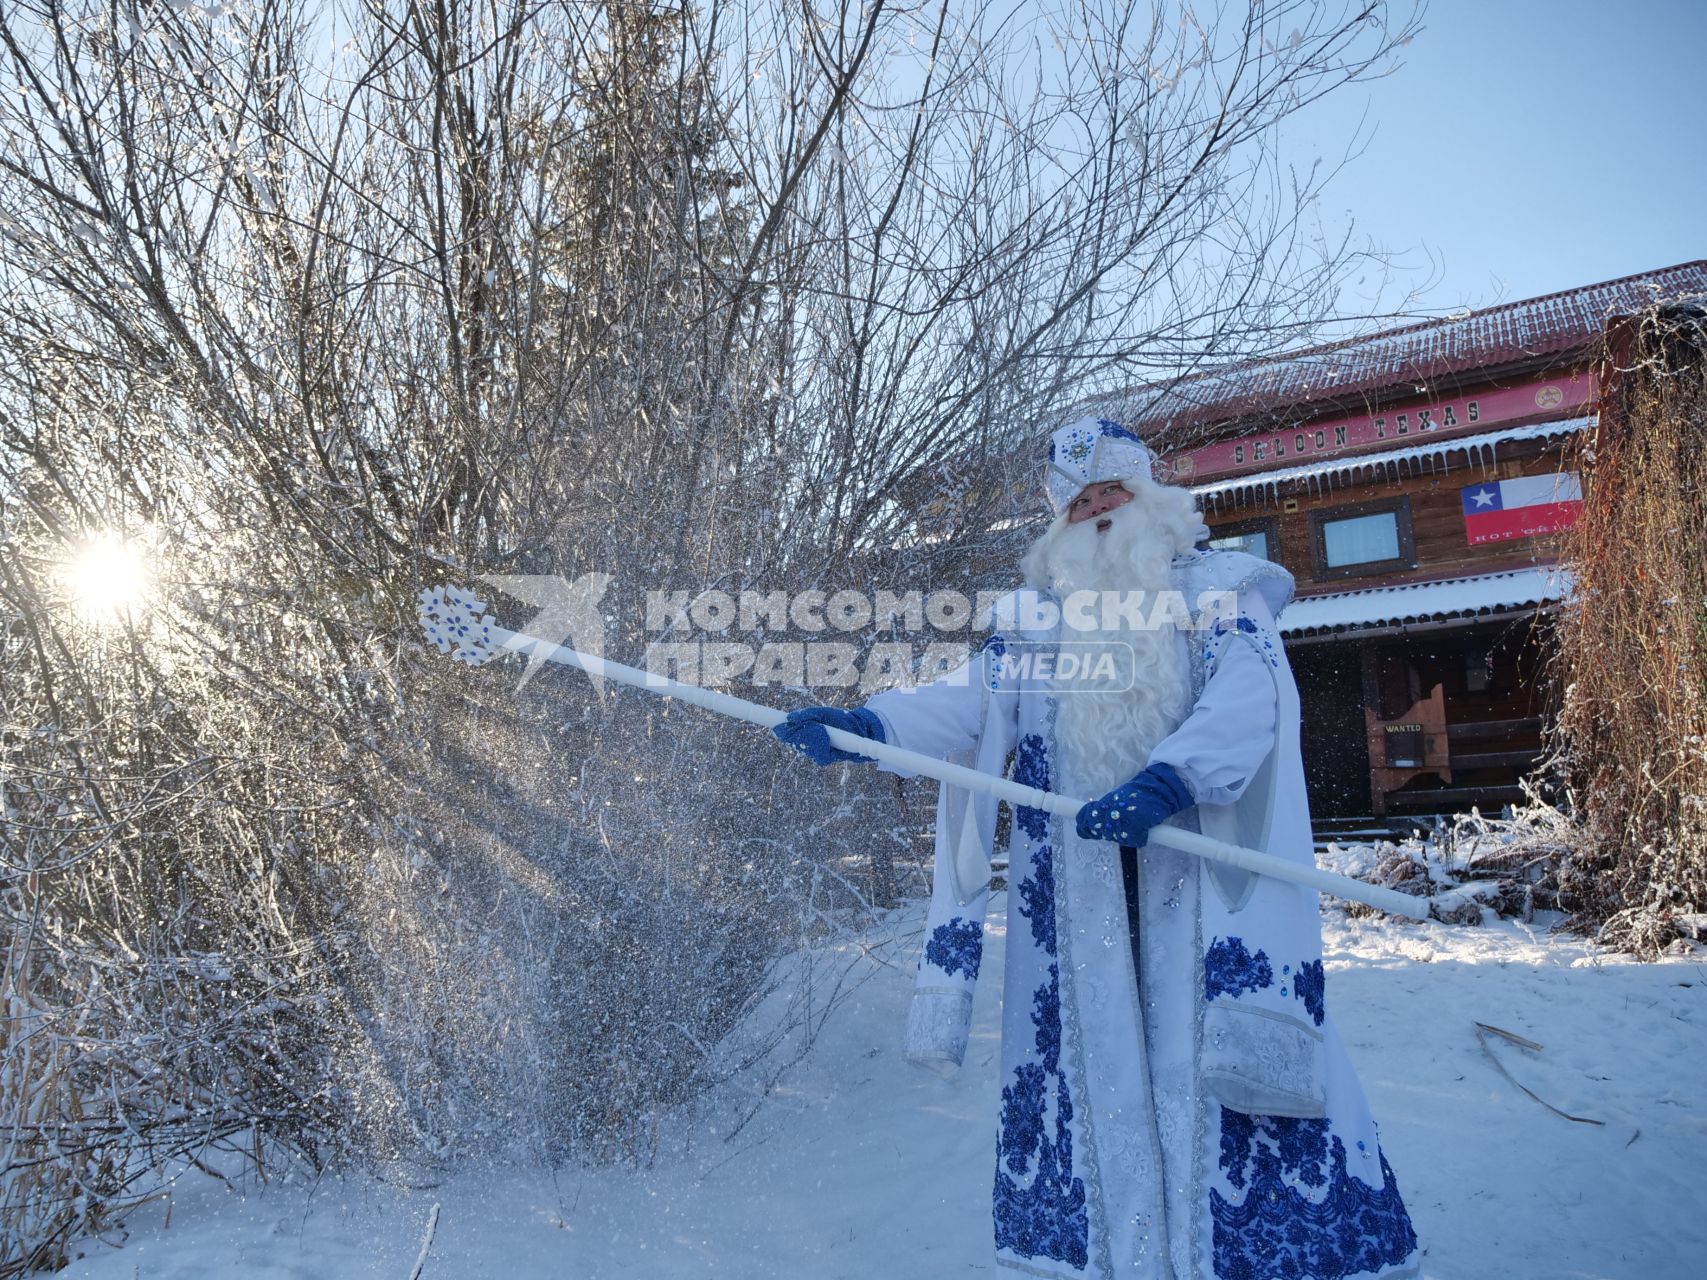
[1107, 261, 1707, 436]
[1190, 416, 1591, 512]
[1278, 567, 1572, 637]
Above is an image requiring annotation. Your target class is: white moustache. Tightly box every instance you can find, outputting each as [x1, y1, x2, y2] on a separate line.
[1031, 494, 1178, 597]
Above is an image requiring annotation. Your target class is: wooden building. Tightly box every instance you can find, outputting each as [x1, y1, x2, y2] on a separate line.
[1142, 261, 1707, 821]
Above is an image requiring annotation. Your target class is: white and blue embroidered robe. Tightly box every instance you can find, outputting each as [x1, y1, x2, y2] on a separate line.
[866, 550, 1420, 1280]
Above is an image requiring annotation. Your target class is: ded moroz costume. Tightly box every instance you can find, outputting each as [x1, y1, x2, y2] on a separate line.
[777, 416, 1420, 1280]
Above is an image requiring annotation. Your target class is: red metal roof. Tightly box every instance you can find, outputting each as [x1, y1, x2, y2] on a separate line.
[1121, 261, 1707, 438]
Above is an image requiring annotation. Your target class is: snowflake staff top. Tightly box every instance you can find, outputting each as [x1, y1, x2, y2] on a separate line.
[417, 584, 500, 666]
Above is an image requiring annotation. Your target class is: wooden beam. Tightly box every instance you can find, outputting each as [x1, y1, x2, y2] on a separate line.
[1282, 607, 1554, 647]
[1359, 642, 1385, 818]
[1450, 750, 1544, 770]
[1384, 785, 1529, 809]
[1445, 717, 1543, 741]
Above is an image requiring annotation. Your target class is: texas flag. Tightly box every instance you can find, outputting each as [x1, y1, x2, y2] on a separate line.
[1460, 472, 1583, 545]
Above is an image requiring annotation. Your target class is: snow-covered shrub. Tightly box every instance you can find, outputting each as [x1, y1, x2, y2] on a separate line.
[0, 545, 363, 1274]
[1319, 780, 1578, 927]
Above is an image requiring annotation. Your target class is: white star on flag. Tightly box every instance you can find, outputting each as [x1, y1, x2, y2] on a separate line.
[1470, 487, 1496, 508]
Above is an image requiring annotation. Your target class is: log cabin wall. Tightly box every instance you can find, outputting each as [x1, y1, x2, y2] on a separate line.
[1201, 433, 1579, 591]
[1132, 264, 1707, 821]
[1192, 413, 1580, 821]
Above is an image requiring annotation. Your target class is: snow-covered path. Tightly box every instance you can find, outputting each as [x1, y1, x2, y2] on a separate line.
[62, 903, 1707, 1280]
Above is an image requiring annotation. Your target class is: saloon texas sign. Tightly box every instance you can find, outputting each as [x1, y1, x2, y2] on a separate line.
[1163, 371, 1598, 482]
[911, 371, 1598, 534]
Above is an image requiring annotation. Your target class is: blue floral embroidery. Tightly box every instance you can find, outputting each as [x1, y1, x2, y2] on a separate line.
[994, 962, 1088, 1268]
[1017, 847, 1057, 958]
[1219, 1108, 1256, 1191]
[1016, 803, 1050, 844]
[1295, 959, 1326, 1026]
[1095, 418, 1139, 442]
[1014, 733, 1051, 844]
[924, 917, 983, 980]
[1015, 734, 1049, 788]
[999, 1062, 1046, 1174]
[993, 746, 1087, 1271]
[1204, 936, 1274, 1002]
[1212, 1110, 1417, 1280]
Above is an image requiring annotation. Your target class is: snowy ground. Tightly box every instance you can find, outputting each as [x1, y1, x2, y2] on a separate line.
[62, 897, 1707, 1280]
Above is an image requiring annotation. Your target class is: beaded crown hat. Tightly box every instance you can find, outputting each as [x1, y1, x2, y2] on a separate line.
[1042, 416, 1162, 516]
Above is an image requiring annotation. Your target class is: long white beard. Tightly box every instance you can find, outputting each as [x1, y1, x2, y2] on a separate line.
[1021, 490, 1198, 796]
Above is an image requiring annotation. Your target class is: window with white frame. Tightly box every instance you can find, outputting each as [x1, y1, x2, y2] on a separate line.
[1309, 498, 1415, 579]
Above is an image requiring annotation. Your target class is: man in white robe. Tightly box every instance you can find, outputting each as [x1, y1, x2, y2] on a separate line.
[775, 417, 1420, 1280]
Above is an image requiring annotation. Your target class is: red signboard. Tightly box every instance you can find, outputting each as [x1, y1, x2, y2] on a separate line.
[1163, 373, 1597, 483]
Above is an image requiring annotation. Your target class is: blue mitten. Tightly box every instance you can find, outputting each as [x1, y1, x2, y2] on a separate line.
[773, 706, 886, 766]
[1075, 762, 1194, 847]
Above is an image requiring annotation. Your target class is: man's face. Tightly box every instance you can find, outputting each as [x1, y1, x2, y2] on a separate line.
[1066, 479, 1133, 532]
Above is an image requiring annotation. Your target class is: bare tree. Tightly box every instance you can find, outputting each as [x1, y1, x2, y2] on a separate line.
[707, 0, 1421, 566]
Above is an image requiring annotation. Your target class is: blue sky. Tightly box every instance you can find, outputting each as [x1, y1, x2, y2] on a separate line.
[1284, 0, 1706, 316]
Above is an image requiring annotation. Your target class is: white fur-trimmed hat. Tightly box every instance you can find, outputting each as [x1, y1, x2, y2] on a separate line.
[1043, 416, 1161, 516]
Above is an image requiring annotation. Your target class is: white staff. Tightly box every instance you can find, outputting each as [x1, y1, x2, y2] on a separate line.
[418, 583, 1430, 920]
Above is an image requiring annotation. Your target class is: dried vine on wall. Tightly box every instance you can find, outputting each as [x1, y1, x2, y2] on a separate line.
[1553, 304, 1707, 955]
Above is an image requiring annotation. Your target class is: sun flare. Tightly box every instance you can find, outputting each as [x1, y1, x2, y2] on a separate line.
[64, 533, 150, 622]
